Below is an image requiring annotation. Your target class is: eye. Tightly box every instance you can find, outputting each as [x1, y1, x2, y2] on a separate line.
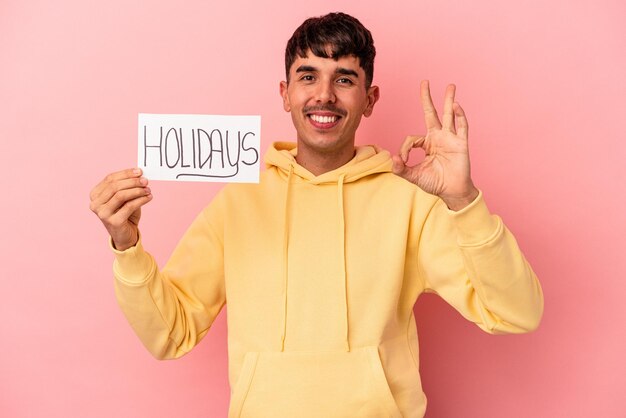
[299, 74, 315, 82]
[336, 77, 354, 85]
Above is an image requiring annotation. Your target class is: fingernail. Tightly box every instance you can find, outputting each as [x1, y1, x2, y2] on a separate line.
[145, 187, 151, 194]
[139, 177, 148, 186]
[133, 168, 141, 175]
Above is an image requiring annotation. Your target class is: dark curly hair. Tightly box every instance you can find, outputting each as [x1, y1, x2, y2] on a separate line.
[285, 12, 376, 88]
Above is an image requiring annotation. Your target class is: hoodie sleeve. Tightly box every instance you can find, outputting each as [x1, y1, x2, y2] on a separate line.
[112, 200, 226, 359]
[417, 191, 543, 334]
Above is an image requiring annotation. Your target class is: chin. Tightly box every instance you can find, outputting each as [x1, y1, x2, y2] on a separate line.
[301, 136, 344, 151]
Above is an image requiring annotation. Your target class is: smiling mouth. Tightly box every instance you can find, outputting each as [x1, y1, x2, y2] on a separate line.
[307, 113, 342, 129]
[309, 114, 340, 124]
[304, 105, 346, 128]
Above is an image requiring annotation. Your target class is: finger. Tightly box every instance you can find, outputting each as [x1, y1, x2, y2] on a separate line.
[453, 102, 469, 139]
[89, 168, 143, 200]
[108, 194, 153, 227]
[399, 135, 426, 163]
[420, 80, 442, 131]
[442, 84, 456, 133]
[391, 155, 411, 179]
[90, 176, 149, 208]
[392, 155, 422, 185]
[391, 155, 405, 174]
[94, 187, 152, 220]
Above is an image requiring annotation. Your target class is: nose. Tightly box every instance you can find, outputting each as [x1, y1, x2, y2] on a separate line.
[314, 79, 336, 103]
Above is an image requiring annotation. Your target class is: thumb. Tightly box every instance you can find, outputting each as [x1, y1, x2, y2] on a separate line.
[392, 155, 411, 180]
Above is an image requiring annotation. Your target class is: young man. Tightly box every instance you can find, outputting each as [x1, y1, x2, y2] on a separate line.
[90, 12, 543, 418]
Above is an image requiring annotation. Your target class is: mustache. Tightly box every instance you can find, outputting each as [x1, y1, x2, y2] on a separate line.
[302, 105, 347, 117]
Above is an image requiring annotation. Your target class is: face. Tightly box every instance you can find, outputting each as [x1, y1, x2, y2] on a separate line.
[280, 51, 379, 156]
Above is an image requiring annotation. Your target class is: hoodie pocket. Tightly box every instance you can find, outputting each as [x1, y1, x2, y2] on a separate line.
[228, 346, 403, 418]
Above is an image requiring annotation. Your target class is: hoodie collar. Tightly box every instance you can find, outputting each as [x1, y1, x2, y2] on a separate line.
[264, 142, 393, 184]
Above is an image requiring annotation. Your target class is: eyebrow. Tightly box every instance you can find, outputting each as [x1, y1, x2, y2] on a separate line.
[295, 65, 359, 78]
[295, 65, 317, 73]
[336, 68, 359, 78]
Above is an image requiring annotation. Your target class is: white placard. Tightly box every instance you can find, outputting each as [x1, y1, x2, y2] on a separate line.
[138, 113, 260, 183]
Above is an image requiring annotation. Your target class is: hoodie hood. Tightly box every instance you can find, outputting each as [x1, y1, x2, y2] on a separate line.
[264, 142, 393, 184]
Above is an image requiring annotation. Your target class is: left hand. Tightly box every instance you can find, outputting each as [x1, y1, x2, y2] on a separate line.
[392, 80, 479, 211]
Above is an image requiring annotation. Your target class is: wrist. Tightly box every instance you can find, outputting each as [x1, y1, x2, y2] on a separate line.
[112, 240, 135, 252]
[442, 187, 479, 211]
[111, 232, 139, 252]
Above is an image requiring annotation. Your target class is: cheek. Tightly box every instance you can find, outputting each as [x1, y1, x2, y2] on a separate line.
[343, 93, 367, 112]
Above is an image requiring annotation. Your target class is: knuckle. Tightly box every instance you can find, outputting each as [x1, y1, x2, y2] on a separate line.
[111, 192, 124, 205]
[96, 209, 108, 221]
[110, 181, 122, 193]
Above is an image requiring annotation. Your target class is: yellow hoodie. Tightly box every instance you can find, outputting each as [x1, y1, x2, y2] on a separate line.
[112, 142, 543, 418]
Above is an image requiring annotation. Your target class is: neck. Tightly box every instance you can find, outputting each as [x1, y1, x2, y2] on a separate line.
[295, 143, 356, 176]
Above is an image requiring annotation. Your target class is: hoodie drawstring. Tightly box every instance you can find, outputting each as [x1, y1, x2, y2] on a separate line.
[268, 143, 391, 353]
[280, 165, 294, 351]
[279, 167, 350, 352]
[337, 174, 350, 352]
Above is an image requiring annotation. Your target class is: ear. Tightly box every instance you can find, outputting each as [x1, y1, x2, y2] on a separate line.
[363, 85, 380, 117]
[279, 81, 291, 112]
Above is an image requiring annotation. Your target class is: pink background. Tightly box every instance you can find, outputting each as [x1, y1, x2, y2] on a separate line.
[2, 0, 625, 417]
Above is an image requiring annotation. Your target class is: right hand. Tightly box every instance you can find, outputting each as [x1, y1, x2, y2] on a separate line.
[89, 168, 153, 251]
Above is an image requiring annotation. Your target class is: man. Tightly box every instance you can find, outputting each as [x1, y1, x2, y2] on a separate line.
[90, 12, 543, 418]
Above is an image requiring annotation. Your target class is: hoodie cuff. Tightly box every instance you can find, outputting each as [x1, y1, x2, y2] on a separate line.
[447, 190, 500, 246]
[110, 236, 155, 285]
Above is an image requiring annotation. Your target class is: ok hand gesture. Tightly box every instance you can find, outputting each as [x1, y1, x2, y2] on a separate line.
[392, 81, 479, 211]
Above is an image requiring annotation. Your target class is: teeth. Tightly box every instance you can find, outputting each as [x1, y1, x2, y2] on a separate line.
[310, 114, 338, 124]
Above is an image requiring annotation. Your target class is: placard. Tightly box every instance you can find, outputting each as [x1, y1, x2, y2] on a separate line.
[138, 113, 260, 183]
